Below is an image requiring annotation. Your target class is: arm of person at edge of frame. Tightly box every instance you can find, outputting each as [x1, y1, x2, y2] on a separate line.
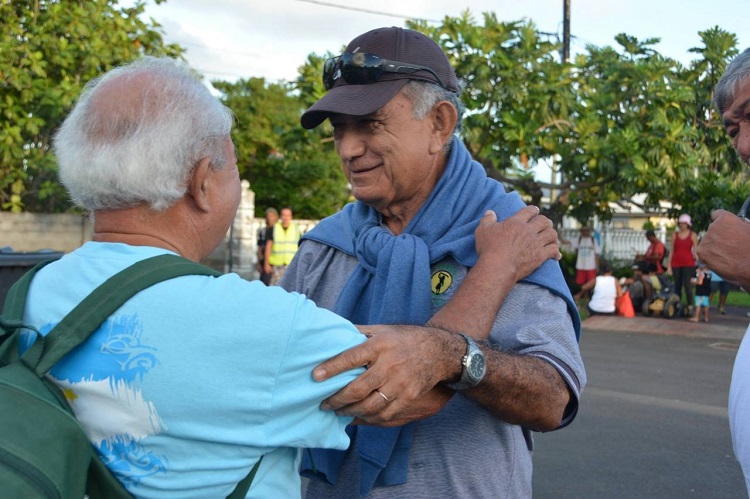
[312, 205, 570, 430]
[697, 209, 750, 291]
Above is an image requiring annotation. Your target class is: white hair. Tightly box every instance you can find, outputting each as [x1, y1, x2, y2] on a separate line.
[402, 80, 465, 135]
[714, 48, 750, 115]
[53, 56, 234, 211]
[399, 80, 465, 155]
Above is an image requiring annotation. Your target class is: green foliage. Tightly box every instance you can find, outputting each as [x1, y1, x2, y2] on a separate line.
[0, 0, 181, 212]
[213, 77, 348, 220]
[724, 290, 750, 308]
[406, 16, 748, 227]
[558, 250, 577, 294]
[2, 5, 748, 224]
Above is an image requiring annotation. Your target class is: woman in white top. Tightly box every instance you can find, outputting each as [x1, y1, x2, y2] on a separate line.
[575, 262, 623, 315]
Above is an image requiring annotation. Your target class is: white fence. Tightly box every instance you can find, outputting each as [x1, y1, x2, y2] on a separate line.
[559, 226, 669, 264]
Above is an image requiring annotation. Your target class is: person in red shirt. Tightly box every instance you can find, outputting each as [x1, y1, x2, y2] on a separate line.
[644, 230, 667, 274]
[667, 214, 699, 313]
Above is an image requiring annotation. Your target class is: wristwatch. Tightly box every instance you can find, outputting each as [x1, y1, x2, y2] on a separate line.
[447, 333, 486, 390]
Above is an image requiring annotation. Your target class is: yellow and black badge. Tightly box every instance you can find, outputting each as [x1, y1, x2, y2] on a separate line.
[431, 270, 453, 295]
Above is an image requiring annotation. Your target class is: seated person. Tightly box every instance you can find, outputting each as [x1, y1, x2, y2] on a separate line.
[575, 262, 623, 315]
[646, 263, 663, 294]
[624, 261, 653, 312]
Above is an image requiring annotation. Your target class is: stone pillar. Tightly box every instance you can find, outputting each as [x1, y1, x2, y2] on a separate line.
[226, 180, 258, 280]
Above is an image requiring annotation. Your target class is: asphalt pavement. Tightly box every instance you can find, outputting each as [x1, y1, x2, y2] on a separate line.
[531, 304, 749, 498]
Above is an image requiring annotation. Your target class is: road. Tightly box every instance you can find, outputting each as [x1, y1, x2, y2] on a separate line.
[533, 329, 746, 498]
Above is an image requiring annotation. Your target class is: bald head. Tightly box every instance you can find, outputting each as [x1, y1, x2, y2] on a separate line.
[54, 57, 234, 212]
[85, 70, 171, 144]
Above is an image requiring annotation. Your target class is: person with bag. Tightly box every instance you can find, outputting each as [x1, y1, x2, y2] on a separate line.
[0, 56, 561, 498]
[572, 226, 601, 293]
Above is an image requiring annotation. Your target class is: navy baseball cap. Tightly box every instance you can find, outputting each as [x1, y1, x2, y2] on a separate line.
[301, 27, 459, 129]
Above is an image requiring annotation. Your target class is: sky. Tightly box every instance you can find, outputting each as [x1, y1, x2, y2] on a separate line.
[134, 0, 750, 84]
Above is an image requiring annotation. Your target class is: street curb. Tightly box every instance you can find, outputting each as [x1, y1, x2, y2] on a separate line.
[582, 314, 747, 342]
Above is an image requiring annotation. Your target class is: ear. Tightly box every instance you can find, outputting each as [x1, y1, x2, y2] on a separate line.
[428, 101, 458, 154]
[187, 157, 213, 213]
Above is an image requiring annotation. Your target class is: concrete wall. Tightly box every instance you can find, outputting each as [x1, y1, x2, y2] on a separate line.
[0, 212, 93, 253]
[1, 181, 319, 280]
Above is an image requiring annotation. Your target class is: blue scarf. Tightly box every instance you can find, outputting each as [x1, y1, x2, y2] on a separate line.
[299, 139, 580, 496]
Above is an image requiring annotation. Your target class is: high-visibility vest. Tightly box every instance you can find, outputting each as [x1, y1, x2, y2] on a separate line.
[268, 223, 300, 266]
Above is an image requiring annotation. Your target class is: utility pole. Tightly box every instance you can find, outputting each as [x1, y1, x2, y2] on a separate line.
[562, 0, 571, 63]
[551, 0, 571, 225]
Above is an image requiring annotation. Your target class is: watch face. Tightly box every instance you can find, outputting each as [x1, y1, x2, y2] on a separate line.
[468, 353, 486, 380]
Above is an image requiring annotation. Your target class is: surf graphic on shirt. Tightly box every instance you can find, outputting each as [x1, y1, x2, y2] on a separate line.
[23, 314, 168, 487]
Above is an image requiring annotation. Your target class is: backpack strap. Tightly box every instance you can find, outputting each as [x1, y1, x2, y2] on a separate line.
[226, 456, 263, 499]
[0, 259, 59, 366]
[19, 254, 220, 375]
[1, 259, 57, 331]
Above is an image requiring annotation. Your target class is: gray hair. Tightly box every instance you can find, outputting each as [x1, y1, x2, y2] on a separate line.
[714, 48, 750, 115]
[53, 56, 234, 211]
[401, 80, 465, 136]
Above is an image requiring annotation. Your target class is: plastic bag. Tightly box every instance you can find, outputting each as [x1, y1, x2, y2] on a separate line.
[616, 290, 635, 318]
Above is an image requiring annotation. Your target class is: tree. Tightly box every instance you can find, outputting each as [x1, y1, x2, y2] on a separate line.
[410, 13, 748, 228]
[678, 27, 747, 231]
[0, 0, 182, 212]
[213, 68, 348, 220]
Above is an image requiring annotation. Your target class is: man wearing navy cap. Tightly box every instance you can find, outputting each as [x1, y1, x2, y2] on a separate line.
[280, 27, 586, 498]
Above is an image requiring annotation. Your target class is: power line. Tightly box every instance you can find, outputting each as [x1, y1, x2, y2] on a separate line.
[293, 0, 441, 23]
[180, 41, 262, 59]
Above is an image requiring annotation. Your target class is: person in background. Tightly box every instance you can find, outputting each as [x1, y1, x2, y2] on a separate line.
[644, 229, 667, 274]
[689, 262, 712, 323]
[624, 261, 653, 312]
[256, 207, 278, 285]
[572, 226, 601, 295]
[265, 206, 301, 285]
[667, 214, 698, 313]
[281, 26, 585, 499]
[574, 262, 622, 316]
[697, 46, 750, 494]
[645, 262, 663, 295]
[709, 270, 730, 315]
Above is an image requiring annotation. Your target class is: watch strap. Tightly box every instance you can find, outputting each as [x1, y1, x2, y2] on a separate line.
[446, 333, 485, 390]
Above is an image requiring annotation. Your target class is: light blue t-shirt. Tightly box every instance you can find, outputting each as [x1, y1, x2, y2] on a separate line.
[21, 242, 365, 498]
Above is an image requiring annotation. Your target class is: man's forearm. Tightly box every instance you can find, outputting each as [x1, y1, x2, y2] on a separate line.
[466, 350, 570, 431]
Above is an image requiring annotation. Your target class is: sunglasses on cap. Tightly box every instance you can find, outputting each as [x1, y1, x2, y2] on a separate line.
[323, 52, 449, 91]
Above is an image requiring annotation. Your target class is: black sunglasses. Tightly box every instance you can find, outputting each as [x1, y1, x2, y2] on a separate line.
[323, 52, 449, 91]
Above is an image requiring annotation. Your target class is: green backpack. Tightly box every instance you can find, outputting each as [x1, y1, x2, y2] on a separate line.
[0, 254, 260, 498]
